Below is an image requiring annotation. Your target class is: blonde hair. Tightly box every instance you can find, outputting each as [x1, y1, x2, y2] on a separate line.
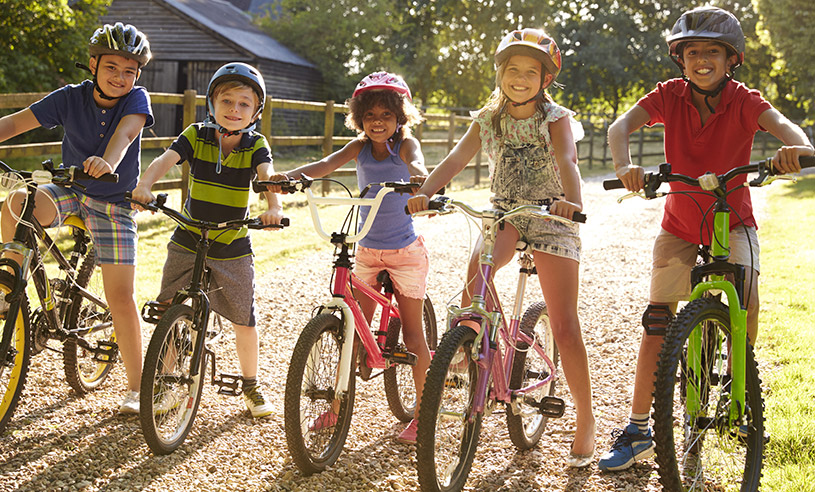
[480, 57, 553, 140]
[345, 89, 424, 143]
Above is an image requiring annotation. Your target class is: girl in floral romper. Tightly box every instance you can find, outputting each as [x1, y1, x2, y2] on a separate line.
[408, 28, 595, 467]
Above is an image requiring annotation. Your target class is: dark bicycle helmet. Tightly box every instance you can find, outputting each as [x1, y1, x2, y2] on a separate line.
[666, 6, 745, 69]
[89, 22, 152, 67]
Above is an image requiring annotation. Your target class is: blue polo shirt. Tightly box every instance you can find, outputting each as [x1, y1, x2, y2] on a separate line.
[30, 80, 154, 205]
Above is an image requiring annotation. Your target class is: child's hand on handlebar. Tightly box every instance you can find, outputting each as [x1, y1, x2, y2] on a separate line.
[615, 164, 645, 192]
[264, 173, 293, 193]
[130, 184, 156, 212]
[406, 193, 430, 214]
[258, 206, 285, 229]
[409, 175, 427, 194]
[772, 145, 814, 174]
[549, 199, 582, 220]
[82, 156, 114, 178]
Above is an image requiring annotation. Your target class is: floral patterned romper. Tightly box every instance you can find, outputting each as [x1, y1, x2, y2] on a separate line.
[471, 102, 583, 261]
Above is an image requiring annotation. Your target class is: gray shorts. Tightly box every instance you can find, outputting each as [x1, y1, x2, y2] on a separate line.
[491, 197, 581, 262]
[157, 242, 256, 327]
[650, 227, 760, 303]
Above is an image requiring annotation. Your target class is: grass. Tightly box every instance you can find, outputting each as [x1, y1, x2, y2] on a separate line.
[755, 173, 815, 490]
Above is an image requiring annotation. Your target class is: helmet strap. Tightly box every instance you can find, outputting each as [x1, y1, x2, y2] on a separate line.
[76, 60, 122, 101]
[202, 117, 255, 174]
[687, 74, 731, 114]
[384, 124, 403, 157]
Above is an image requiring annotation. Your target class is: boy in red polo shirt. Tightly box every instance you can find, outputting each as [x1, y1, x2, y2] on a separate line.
[598, 6, 813, 472]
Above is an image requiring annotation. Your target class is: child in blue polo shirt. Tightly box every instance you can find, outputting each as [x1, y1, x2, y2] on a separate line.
[0, 23, 154, 415]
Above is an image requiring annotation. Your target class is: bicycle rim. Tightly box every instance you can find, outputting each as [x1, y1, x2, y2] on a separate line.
[284, 313, 356, 475]
[416, 324, 482, 492]
[0, 271, 30, 433]
[64, 251, 115, 394]
[654, 297, 764, 491]
[140, 305, 205, 455]
[506, 301, 558, 449]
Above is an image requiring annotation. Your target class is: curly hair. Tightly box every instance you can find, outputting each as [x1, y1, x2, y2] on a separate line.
[345, 89, 424, 143]
[480, 58, 553, 140]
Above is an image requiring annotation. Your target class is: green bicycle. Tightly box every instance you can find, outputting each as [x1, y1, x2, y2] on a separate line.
[605, 156, 814, 491]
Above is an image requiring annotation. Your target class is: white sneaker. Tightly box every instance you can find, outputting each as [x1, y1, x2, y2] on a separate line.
[243, 385, 273, 418]
[118, 390, 140, 415]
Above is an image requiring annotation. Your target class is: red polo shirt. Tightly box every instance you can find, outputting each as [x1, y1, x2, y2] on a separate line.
[637, 78, 771, 245]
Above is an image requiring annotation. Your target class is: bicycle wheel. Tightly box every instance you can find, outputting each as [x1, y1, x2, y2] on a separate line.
[140, 305, 206, 455]
[0, 271, 31, 433]
[416, 324, 482, 492]
[284, 313, 356, 475]
[64, 250, 115, 394]
[506, 301, 559, 449]
[384, 295, 438, 422]
[654, 297, 764, 491]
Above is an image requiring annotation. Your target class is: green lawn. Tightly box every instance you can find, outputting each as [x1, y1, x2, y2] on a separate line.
[756, 173, 815, 490]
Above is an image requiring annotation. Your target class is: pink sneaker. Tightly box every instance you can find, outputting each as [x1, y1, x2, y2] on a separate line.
[308, 411, 338, 432]
[397, 419, 418, 444]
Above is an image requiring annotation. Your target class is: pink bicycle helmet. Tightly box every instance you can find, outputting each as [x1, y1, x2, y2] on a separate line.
[352, 71, 412, 100]
[495, 28, 562, 79]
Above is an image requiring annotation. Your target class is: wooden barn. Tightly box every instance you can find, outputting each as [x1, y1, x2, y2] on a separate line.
[101, 0, 324, 137]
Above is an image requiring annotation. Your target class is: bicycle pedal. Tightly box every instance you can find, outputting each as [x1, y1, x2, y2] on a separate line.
[141, 301, 168, 324]
[213, 373, 242, 396]
[385, 346, 417, 366]
[536, 396, 565, 418]
[92, 340, 119, 363]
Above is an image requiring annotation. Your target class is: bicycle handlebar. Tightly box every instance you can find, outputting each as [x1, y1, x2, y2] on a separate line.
[603, 156, 815, 196]
[0, 159, 119, 187]
[124, 192, 289, 231]
[415, 196, 587, 225]
[254, 176, 422, 244]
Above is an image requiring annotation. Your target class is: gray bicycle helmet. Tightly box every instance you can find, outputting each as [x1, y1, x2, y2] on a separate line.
[205, 62, 266, 130]
[666, 6, 745, 69]
[89, 22, 151, 67]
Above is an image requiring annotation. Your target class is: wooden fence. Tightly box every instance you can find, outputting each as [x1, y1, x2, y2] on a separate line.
[2, 92, 805, 194]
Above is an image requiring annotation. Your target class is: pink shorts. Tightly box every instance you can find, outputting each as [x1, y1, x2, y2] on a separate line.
[355, 236, 429, 300]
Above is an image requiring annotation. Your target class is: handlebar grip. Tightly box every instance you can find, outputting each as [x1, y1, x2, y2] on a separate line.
[252, 180, 265, 193]
[70, 166, 118, 182]
[603, 179, 624, 190]
[280, 217, 290, 227]
[572, 212, 587, 223]
[800, 155, 815, 169]
[428, 198, 446, 211]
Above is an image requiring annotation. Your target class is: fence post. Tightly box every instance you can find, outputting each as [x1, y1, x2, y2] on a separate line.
[588, 122, 595, 169]
[260, 95, 273, 141]
[181, 89, 197, 204]
[416, 119, 424, 143]
[474, 151, 481, 185]
[447, 112, 456, 152]
[601, 120, 609, 167]
[322, 100, 335, 195]
[637, 127, 645, 166]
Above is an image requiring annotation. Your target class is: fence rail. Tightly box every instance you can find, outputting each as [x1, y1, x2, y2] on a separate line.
[2, 92, 802, 195]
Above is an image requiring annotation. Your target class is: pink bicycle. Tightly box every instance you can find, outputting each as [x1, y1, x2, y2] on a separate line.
[256, 176, 437, 475]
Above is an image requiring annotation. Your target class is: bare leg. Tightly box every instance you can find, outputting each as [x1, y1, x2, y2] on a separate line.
[234, 323, 259, 379]
[394, 293, 430, 419]
[100, 264, 142, 393]
[534, 251, 595, 456]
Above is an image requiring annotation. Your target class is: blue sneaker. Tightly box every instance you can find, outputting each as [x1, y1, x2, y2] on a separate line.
[598, 423, 655, 471]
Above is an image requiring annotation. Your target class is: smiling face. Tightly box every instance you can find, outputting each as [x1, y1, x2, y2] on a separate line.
[90, 54, 140, 104]
[211, 83, 260, 133]
[361, 103, 398, 144]
[500, 54, 554, 104]
[680, 40, 737, 90]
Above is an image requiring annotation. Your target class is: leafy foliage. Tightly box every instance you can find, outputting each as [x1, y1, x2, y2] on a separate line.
[0, 0, 110, 94]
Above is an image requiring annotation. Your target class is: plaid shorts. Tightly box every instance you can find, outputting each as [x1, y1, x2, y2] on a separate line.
[41, 184, 138, 265]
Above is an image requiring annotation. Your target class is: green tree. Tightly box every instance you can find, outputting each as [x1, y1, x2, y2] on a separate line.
[752, 0, 815, 119]
[0, 0, 110, 94]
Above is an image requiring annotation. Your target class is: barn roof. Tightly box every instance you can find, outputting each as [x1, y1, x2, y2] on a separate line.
[158, 0, 315, 68]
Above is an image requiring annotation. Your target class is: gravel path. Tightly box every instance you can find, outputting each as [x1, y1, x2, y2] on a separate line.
[0, 173, 764, 491]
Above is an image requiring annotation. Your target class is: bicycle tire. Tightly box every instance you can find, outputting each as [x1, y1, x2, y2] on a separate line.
[284, 313, 356, 475]
[64, 250, 115, 394]
[140, 305, 206, 455]
[654, 297, 764, 491]
[384, 295, 438, 422]
[416, 324, 482, 492]
[506, 301, 559, 449]
[0, 271, 31, 434]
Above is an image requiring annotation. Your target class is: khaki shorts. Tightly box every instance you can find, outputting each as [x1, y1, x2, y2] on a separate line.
[650, 227, 759, 303]
[355, 236, 429, 300]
